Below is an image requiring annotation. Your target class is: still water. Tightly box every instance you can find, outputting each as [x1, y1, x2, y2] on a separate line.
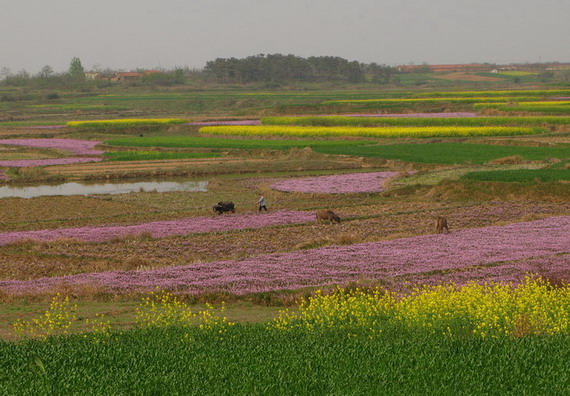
[0, 179, 209, 199]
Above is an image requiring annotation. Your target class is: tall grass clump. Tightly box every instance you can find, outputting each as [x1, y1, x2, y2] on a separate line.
[199, 125, 543, 138]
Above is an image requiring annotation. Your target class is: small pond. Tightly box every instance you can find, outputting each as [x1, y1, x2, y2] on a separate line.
[0, 179, 208, 199]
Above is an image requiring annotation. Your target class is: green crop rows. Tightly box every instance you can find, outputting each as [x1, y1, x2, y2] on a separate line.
[1, 325, 569, 395]
[462, 168, 570, 182]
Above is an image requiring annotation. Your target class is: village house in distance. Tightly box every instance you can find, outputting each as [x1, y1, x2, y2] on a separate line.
[84, 70, 161, 82]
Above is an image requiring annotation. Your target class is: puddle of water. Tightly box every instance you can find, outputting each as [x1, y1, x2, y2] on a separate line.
[0, 180, 209, 199]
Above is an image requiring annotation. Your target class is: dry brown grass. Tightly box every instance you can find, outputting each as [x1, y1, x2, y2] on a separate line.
[485, 155, 524, 165]
[427, 180, 570, 202]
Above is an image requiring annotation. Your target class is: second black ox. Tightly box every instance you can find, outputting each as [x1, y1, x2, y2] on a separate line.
[213, 201, 236, 215]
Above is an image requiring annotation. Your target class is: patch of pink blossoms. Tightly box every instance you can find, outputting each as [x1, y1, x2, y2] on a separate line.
[343, 112, 479, 118]
[271, 172, 400, 194]
[0, 210, 315, 246]
[184, 120, 261, 126]
[0, 139, 103, 155]
[0, 138, 103, 169]
[0, 158, 101, 167]
[1, 215, 568, 295]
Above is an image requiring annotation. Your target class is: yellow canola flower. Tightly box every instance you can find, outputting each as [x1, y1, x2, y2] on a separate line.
[199, 125, 539, 138]
[13, 294, 77, 340]
[135, 289, 234, 331]
[271, 276, 570, 338]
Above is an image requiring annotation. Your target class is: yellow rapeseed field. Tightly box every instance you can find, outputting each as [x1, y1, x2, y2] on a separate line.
[272, 277, 570, 338]
[199, 125, 540, 138]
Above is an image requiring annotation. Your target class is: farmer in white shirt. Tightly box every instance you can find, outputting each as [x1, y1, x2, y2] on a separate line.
[257, 195, 268, 212]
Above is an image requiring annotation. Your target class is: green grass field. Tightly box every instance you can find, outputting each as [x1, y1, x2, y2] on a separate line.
[105, 136, 374, 150]
[2, 325, 569, 395]
[199, 125, 543, 139]
[474, 102, 570, 114]
[462, 168, 570, 182]
[315, 142, 570, 164]
[412, 89, 570, 98]
[262, 115, 570, 127]
[105, 137, 570, 165]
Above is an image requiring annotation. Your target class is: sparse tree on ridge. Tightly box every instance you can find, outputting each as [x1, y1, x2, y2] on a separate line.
[38, 65, 54, 79]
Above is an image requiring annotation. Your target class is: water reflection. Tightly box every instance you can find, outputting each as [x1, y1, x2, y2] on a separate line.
[0, 180, 209, 199]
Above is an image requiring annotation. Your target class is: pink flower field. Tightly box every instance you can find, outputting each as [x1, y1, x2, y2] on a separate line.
[185, 120, 261, 126]
[0, 139, 103, 155]
[1, 216, 568, 296]
[271, 172, 400, 193]
[344, 112, 479, 118]
[0, 210, 315, 246]
[0, 139, 103, 169]
[0, 157, 102, 167]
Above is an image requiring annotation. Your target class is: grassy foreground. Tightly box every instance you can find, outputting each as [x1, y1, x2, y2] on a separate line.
[1, 325, 569, 395]
[4, 278, 570, 394]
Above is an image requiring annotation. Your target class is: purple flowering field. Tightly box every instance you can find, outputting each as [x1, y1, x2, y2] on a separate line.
[0, 157, 102, 167]
[0, 139, 103, 155]
[184, 120, 261, 126]
[343, 112, 479, 118]
[0, 210, 315, 246]
[1, 215, 568, 296]
[271, 172, 400, 193]
[22, 125, 67, 130]
[0, 139, 103, 169]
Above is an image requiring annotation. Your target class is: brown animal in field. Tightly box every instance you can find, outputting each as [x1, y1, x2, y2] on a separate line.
[316, 210, 341, 224]
[435, 216, 449, 233]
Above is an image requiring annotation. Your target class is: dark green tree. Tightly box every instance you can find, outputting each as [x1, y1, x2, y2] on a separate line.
[68, 57, 85, 81]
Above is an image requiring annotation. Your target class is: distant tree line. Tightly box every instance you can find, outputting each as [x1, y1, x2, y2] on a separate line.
[204, 54, 398, 84]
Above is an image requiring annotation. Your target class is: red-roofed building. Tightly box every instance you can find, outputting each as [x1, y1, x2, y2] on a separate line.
[112, 72, 143, 82]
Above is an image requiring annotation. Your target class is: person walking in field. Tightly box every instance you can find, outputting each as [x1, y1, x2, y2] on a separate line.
[257, 195, 268, 212]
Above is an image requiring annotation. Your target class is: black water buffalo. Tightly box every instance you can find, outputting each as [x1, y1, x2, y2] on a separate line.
[213, 201, 236, 215]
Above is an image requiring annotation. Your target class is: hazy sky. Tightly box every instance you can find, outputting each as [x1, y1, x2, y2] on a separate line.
[2, 0, 570, 74]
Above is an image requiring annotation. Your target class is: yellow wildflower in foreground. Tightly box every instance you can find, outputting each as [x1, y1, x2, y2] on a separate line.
[199, 125, 540, 138]
[13, 294, 77, 340]
[135, 290, 234, 331]
[272, 277, 570, 338]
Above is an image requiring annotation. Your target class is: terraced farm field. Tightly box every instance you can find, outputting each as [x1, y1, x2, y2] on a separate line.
[1, 85, 570, 393]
